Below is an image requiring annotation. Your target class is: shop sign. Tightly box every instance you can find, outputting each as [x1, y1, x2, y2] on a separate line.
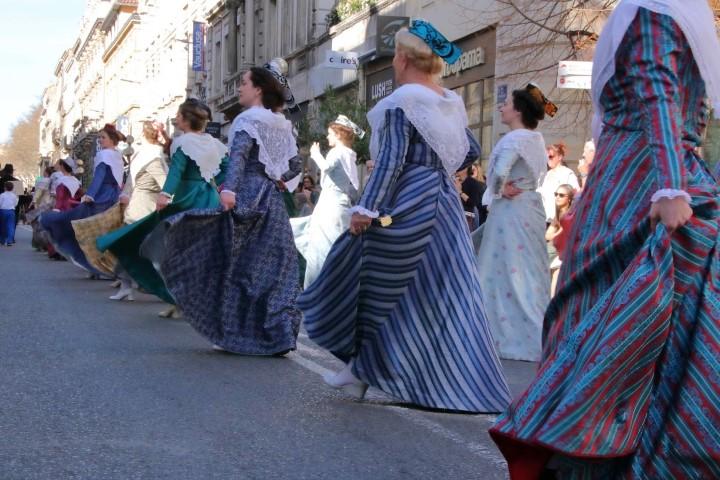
[205, 122, 221, 138]
[376, 16, 410, 57]
[442, 47, 485, 77]
[366, 68, 395, 106]
[325, 50, 360, 69]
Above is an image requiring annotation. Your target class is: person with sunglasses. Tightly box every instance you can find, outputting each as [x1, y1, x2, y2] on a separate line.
[545, 184, 575, 296]
[537, 141, 579, 223]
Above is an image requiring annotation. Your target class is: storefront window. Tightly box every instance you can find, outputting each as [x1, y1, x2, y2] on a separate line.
[453, 77, 494, 161]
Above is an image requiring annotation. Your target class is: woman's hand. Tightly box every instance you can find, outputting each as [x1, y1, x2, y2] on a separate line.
[220, 191, 236, 211]
[276, 180, 287, 192]
[118, 194, 130, 205]
[502, 181, 523, 199]
[156, 194, 171, 211]
[349, 213, 372, 236]
[650, 197, 693, 231]
[310, 142, 321, 157]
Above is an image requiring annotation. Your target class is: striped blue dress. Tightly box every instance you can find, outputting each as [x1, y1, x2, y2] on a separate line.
[298, 108, 511, 413]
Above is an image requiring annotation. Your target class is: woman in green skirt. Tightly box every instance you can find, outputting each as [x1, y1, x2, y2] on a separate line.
[97, 99, 228, 316]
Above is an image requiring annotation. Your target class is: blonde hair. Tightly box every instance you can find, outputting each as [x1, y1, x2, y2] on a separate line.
[142, 121, 162, 145]
[395, 28, 444, 77]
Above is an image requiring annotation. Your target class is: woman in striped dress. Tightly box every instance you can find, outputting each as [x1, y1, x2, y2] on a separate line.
[490, 1, 720, 478]
[298, 21, 510, 413]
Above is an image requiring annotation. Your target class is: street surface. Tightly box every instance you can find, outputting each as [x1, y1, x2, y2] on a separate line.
[1, 227, 537, 480]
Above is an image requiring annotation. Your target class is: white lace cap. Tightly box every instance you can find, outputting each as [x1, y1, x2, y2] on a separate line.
[367, 84, 470, 177]
[228, 106, 298, 181]
[171, 133, 228, 183]
[591, 0, 720, 142]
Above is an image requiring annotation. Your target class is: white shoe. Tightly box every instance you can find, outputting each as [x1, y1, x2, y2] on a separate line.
[323, 369, 368, 399]
[212, 344, 228, 352]
[109, 288, 134, 301]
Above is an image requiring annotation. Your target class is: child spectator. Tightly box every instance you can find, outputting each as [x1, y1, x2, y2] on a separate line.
[0, 182, 19, 246]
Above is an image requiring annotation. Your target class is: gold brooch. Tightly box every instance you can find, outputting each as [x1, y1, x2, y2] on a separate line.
[379, 215, 393, 227]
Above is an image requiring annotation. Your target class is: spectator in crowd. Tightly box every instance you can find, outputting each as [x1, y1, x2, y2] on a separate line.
[537, 142, 579, 223]
[545, 184, 575, 296]
[0, 164, 17, 186]
[455, 163, 487, 229]
[294, 174, 320, 216]
[0, 164, 22, 225]
[577, 139, 596, 190]
[472, 161, 486, 183]
[360, 159, 375, 190]
[0, 182, 19, 246]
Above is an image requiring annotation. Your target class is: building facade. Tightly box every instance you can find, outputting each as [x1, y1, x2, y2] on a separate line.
[39, 0, 220, 180]
[40, 0, 718, 177]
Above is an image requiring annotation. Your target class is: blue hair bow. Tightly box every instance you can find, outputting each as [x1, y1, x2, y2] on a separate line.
[408, 19, 462, 65]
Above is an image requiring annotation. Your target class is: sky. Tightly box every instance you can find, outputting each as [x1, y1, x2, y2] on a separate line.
[0, 0, 86, 143]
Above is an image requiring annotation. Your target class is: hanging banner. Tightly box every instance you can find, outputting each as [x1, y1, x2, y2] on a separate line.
[324, 50, 360, 69]
[192, 21, 205, 72]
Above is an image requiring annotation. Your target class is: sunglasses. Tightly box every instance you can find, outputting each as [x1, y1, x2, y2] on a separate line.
[554, 192, 569, 198]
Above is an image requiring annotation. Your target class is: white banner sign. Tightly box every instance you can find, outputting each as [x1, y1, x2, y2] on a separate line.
[325, 50, 359, 69]
[557, 60, 592, 89]
[557, 75, 592, 89]
[558, 60, 592, 76]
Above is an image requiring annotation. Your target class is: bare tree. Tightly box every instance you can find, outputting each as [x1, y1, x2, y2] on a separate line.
[1, 104, 42, 184]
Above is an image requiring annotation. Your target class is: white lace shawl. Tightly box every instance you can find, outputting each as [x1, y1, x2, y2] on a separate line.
[94, 148, 124, 186]
[367, 84, 470, 177]
[314, 145, 359, 190]
[56, 175, 81, 197]
[227, 106, 298, 181]
[482, 128, 547, 207]
[591, 0, 720, 142]
[171, 132, 228, 183]
[130, 143, 166, 183]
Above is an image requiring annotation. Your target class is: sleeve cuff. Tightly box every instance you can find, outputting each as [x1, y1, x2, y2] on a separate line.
[119, 193, 130, 201]
[220, 190, 236, 196]
[84, 195, 95, 202]
[349, 206, 379, 218]
[159, 192, 173, 199]
[650, 189, 691, 203]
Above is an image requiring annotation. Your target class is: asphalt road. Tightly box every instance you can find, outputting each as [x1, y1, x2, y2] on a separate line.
[0, 226, 537, 480]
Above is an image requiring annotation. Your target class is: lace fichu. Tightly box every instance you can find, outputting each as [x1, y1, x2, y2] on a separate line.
[367, 84, 470, 178]
[482, 129, 547, 207]
[171, 133, 228, 183]
[228, 106, 298, 181]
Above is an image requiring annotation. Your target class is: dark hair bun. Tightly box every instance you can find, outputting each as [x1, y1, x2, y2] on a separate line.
[511, 89, 545, 129]
[249, 67, 285, 111]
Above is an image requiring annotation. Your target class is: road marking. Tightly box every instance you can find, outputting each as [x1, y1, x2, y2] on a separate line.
[288, 341, 506, 468]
